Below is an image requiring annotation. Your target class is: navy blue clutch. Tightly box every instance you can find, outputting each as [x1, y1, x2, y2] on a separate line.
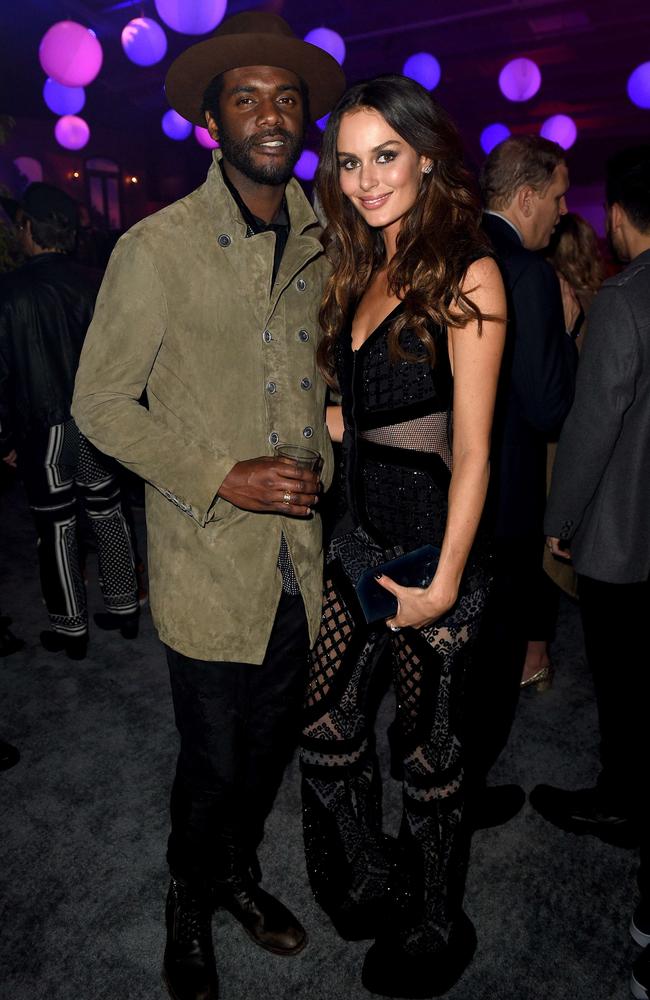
[355, 544, 441, 624]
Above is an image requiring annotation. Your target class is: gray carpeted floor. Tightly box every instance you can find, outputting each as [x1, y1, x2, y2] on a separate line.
[0, 477, 640, 1000]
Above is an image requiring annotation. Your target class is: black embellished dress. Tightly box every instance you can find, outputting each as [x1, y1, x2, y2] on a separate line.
[299, 304, 491, 967]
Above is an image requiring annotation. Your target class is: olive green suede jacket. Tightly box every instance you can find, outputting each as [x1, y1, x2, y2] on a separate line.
[72, 151, 332, 662]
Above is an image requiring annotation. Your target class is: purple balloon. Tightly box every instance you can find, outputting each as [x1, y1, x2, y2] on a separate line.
[480, 123, 511, 154]
[39, 20, 103, 87]
[43, 78, 85, 116]
[195, 126, 219, 149]
[294, 150, 319, 182]
[162, 110, 192, 141]
[154, 0, 226, 35]
[55, 114, 90, 151]
[627, 62, 650, 109]
[304, 28, 346, 66]
[14, 157, 44, 184]
[540, 114, 577, 150]
[498, 58, 541, 102]
[121, 17, 167, 67]
[403, 53, 441, 91]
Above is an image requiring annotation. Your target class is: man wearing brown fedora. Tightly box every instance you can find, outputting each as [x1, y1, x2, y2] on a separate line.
[73, 12, 345, 999]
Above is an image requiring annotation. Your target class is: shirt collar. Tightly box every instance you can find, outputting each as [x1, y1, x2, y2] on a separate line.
[219, 160, 289, 234]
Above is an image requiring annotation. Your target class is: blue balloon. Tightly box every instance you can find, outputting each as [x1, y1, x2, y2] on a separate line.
[403, 53, 441, 91]
[294, 150, 319, 181]
[162, 109, 192, 141]
[122, 17, 168, 67]
[628, 62, 650, 109]
[43, 77, 85, 116]
[480, 123, 511, 155]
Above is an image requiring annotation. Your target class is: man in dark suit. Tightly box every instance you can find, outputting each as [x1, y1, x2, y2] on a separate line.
[467, 137, 578, 824]
[531, 147, 650, 860]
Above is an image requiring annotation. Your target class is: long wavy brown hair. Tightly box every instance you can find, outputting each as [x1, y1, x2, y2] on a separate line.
[315, 75, 492, 386]
[546, 212, 604, 295]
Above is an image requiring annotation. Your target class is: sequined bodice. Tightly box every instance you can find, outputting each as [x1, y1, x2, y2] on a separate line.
[336, 304, 453, 553]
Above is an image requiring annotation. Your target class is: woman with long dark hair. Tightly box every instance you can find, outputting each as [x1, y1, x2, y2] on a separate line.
[299, 76, 506, 996]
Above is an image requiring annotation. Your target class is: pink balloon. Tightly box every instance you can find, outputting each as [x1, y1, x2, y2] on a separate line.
[194, 126, 218, 149]
[55, 115, 90, 151]
[39, 21, 103, 87]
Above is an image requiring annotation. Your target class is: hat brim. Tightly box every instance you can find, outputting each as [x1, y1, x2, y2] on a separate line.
[165, 33, 346, 125]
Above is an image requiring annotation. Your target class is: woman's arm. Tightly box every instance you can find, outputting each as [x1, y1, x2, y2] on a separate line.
[326, 404, 344, 443]
[378, 256, 506, 629]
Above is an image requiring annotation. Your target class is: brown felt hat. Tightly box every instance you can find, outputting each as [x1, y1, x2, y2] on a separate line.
[165, 11, 346, 126]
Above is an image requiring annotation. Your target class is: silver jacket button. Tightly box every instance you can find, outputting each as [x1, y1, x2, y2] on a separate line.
[266, 381, 277, 394]
[300, 377, 312, 390]
[269, 431, 279, 445]
[263, 330, 273, 343]
[296, 277, 307, 291]
[217, 234, 232, 247]
[298, 329, 309, 342]
[302, 426, 314, 438]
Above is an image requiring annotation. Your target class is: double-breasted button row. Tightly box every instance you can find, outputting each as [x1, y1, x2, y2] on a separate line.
[269, 429, 313, 443]
[264, 329, 310, 343]
[266, 378, 312, 392]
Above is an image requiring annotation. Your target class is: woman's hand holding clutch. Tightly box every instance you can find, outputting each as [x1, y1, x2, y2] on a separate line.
[376, 573, 458, 631]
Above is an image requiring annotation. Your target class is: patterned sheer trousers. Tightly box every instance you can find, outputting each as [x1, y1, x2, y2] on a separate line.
[300, 561, 488, 953]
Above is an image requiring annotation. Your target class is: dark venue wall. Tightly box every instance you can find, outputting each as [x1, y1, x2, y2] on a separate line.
[0, 0, 649, 247]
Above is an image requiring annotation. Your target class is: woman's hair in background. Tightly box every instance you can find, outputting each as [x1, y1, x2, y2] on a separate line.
[546, 212, 603, 294]
[315, 74, 492, 385]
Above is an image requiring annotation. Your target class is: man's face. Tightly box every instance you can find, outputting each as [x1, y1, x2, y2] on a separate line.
[207, 65, 306, 186]
[525, 163, 570, 251]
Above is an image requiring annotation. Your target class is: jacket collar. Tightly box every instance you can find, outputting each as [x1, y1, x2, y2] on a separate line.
[205, 149, 320, 238]
[483, 210, 524, 246]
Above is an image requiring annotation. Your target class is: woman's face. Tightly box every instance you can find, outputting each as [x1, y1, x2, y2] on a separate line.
[336, 107, 430, 242]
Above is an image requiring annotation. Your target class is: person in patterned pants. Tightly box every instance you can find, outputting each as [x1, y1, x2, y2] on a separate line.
[20, 419, 138, 658]
[0, 182, 138, 659]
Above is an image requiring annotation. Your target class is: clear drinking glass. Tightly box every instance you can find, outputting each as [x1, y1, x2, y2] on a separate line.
[274, 444, 321, 471]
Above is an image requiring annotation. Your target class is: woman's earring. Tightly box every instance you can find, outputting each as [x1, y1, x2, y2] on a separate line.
[423, 164, 432, 174]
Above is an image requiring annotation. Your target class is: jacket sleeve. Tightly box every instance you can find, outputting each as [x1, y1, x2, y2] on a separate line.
[0, 296, 16, 456]
[510, 257, 578, 437]
[544, 286, 638, 540]
[72, 232, 237, 527]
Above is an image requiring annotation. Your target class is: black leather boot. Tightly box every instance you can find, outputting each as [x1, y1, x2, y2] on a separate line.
[93, 611, 139, 639]
[212, 843, 306, 956]
[162, 877, 218, 1000]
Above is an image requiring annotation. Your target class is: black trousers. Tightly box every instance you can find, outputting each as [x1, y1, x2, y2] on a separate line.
[20, 420, 138, 636]
[578, 573, 650, 819]
[166, 591, 310, 883]
[465, 538, 533, 783]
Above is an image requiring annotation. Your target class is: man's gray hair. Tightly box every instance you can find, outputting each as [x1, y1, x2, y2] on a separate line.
[479, 135, 566, 210]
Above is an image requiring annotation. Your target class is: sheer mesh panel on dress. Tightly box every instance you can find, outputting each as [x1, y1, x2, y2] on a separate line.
[359, 412, 452, 469]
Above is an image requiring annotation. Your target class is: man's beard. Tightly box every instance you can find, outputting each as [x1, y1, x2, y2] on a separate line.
[218, 125, 304, 186]
[606, 217, 628, 265]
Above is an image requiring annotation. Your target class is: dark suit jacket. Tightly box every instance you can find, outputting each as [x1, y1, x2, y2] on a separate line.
[545, 249, 650, 583]
[482, 213, 577, 540]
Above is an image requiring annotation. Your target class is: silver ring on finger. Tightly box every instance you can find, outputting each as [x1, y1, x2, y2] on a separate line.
[282, 491, 292, 505]
[389, 624, 400, 632]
